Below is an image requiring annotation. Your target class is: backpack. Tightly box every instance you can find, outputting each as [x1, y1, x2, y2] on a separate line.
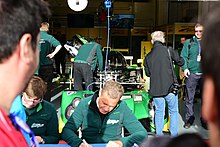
[188, 38, 194, 50]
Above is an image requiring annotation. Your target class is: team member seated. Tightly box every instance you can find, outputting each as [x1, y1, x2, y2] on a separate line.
[61, 80, 147, 147]
[22, 75, 60, 144]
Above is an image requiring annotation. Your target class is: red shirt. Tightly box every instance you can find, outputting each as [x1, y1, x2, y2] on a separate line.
[0, 107, 28, 147]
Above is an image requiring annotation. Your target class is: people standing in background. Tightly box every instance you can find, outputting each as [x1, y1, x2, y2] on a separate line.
[0, 0, 50, 146]
[22, 75, 60, 144]
[144, 31, 184, 136]
[39, 22, 62, 102]
[141, 6, 220, 147]
[74, 39, 103, 91]
[180, 37, 186, 49]
[54, 32, 67, 77]
[180, 23, 204, 129]
[177, 36, 186, 55]
[179, 37, 186, 80]
[178, 37, 187, 100]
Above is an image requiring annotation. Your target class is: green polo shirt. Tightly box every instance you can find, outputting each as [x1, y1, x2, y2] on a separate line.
[39, 31, 61, 66]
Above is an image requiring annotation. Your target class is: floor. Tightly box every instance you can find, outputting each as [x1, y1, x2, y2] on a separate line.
[178, 98, 209, 139]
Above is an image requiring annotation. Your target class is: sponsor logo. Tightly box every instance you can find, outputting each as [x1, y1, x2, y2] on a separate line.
[107, 119, 119, 125]
[31, 123, 44, 128]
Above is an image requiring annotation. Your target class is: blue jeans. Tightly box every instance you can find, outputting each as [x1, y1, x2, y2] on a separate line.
[153, 93, 178, 136]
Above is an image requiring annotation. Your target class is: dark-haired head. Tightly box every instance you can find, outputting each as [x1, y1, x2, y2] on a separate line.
[0, 0, 51, 63]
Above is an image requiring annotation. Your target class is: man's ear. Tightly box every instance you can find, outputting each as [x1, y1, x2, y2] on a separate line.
[18, 33, 33, 64]
[202, 77, 218, 122]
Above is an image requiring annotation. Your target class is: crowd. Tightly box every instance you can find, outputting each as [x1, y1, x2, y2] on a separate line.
[1, 0, 220, 147]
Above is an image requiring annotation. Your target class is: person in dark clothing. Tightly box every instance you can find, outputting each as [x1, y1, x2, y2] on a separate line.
[54, 32, 67, 76]
[22, 75, 60, 144]
[144, 31, 184, 136]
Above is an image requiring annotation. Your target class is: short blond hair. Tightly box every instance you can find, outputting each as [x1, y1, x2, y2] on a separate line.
[151, 31, 165, 44]
[40, 22, 49, 31]
[101, 80, 124, 99]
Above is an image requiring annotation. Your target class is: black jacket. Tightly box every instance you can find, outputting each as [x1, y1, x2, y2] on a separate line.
[144, 41, 184, 97]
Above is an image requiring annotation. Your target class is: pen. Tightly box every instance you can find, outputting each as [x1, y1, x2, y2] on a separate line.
[82, 139, 89, 147]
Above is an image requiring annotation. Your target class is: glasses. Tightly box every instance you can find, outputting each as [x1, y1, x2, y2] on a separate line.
[195, 30, 203, 33]
[10, 114, 39, 147]
[23, 93, 43, 103]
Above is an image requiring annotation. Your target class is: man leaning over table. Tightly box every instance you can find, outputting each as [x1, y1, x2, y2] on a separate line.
[61, 80, 147, 147]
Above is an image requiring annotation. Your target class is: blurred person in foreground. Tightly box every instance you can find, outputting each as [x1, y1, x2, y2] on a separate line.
[22, 75, 60, 144]
[144, 31, 184, 136]
[201, 5, 220, 147]
[140, 133, 208, 147]
[0, 0, 50, 146]
[61, 80, 147, 147]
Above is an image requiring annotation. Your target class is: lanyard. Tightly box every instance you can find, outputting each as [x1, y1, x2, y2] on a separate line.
[10, 114, 39, 147]
[198, 40, 202, 55]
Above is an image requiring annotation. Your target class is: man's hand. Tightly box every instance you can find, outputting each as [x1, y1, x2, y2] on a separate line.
[79, 143, 92, 147]
[46, 53, 54, 59]
[184, 69, 190, 78]
[34, 136, 43, 144]
[106, 140, 123, 147]
[79, 139, 92, 147]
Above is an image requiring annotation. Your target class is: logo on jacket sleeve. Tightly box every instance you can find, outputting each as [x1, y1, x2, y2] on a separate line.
[106, 119, 119, 125]
[31, 123, 44, 128]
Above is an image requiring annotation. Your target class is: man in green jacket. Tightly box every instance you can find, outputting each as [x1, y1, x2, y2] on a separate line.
[180, 23, 204, 129]
[38, 22, 62, 102]
[74, 40, 103, 91]
[61, 80, 147, 147]
[22, 75, 60, 144]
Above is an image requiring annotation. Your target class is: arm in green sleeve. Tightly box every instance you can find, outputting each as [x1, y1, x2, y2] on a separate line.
[42, 106, 60, 144]
[61, 101, 84, 147]
[119, 104, 147, 146]
[97, 44, 103, 71]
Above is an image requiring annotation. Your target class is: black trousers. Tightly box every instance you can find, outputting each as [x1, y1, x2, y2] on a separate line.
[74, 62, 93, 91]
[55, 54, 66, 75]
[39, 64, 53, 102]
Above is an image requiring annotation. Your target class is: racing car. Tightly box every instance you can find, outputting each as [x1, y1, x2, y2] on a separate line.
[58, 34, 170, 135]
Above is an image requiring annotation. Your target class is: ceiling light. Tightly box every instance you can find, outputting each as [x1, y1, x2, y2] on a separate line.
[67, 0, 88, 12]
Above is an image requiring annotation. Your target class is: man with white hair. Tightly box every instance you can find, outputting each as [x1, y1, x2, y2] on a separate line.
[144, 31, 184, 136]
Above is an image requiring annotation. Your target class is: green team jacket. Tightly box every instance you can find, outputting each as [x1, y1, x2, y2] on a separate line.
[25, 100, 60, 144]
[39, 31, 61, 66]
[180, 36, 202, 73]
[61, 95, 147, 147]
[74, 42, 103, 71]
